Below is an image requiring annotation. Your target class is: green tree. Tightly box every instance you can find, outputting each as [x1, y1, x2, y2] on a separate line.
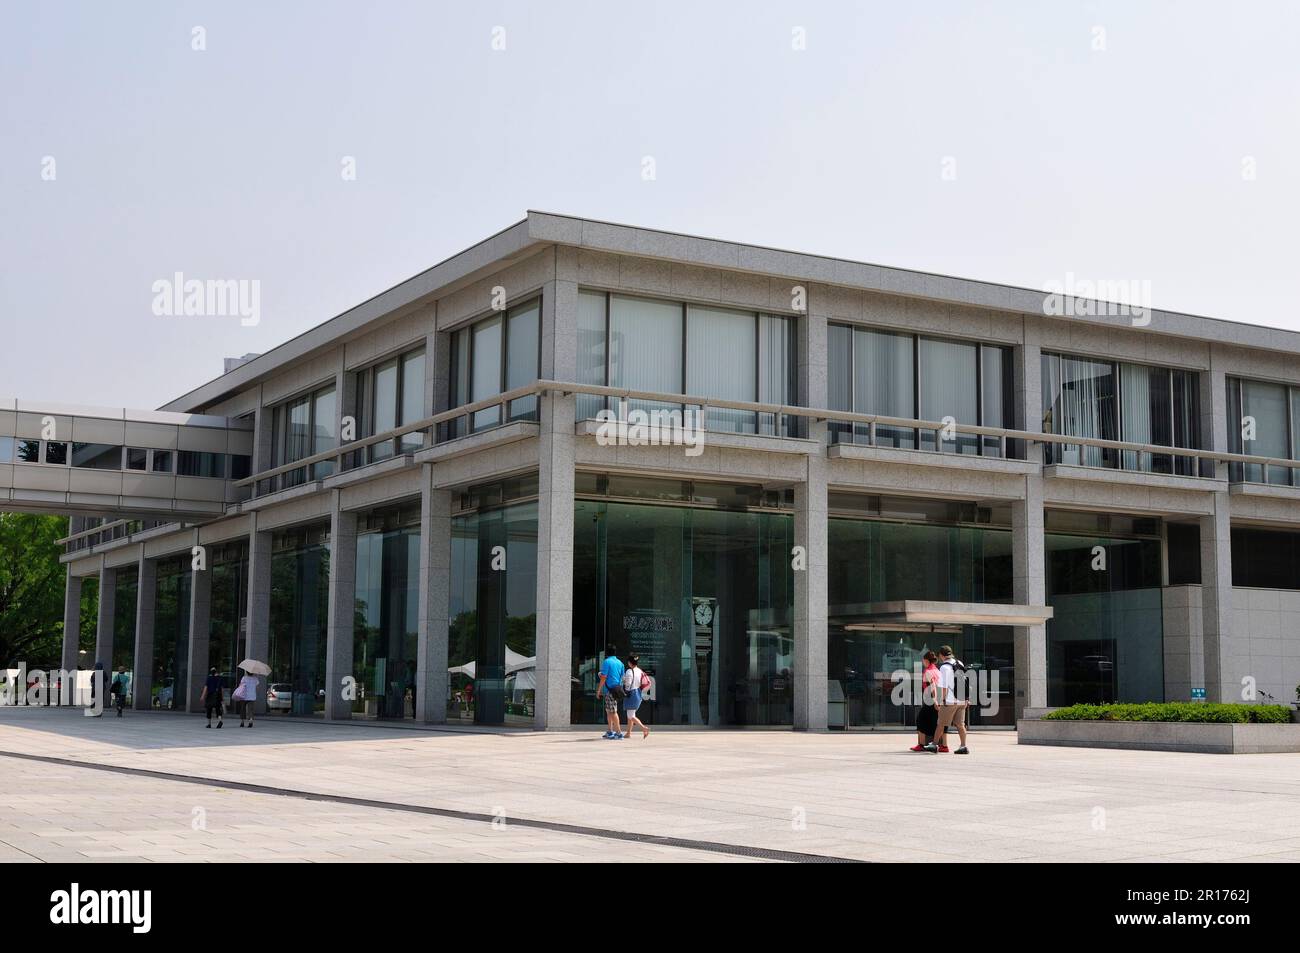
[0, 513, 70, 667]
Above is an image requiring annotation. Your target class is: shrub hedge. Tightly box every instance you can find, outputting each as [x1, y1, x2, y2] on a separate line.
[1042, 702, 1291, 724]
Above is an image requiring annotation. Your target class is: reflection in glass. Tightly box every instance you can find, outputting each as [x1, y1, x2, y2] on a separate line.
[449, 502, 537, 725]
[354, 523, 419, 718]
[269, 528, 330, 715]
[1045, 532, 1163, 706]
[572, 500, 794, 726]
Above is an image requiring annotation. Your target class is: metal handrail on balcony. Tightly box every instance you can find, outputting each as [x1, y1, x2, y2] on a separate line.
[237, 378, 1300, 494]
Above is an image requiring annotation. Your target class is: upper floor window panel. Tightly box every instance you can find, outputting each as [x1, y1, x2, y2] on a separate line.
[1041, 352, 1201, 475]
[576, 290, 798, 437]
[358, 346, 425, 462]
[447, 299, 540, 438]
[827, 324, 1013, 456]
[271, 382, 337, 487]
[1227, 376, 1300, 485]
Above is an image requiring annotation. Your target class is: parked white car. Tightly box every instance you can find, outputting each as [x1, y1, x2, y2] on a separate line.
[266, 683, 294, 712]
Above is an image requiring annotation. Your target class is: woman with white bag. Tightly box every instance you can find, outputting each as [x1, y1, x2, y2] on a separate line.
[232, 666, 261, 728]
[620, 654, 651, 740]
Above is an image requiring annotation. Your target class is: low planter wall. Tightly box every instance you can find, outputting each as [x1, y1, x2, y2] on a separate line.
[1017, 718, 1300, 754]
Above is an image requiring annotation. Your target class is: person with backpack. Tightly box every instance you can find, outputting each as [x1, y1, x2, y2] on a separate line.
[110, 666, 129, 717]
[596, 649, 625, 739]
[620, 654, 651, 740]
[926, 645, 970, 754]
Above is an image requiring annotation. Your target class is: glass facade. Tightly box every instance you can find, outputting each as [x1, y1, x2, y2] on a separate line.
[827, 502, 1015, 729]
[448, 501, 538, 726]
[208, 543, 249, 697]
[269, 525, 330, 715]
[358, 346, 425, 461]
[827, 325, 1013, 454]
[1041, 352, 1201, 474]
[151, 557, 190, 709]
[272, 382, 337, 488]
[1232, 526, 1300, 589]
[1045, 512, 1164, 706]
[573, 493, 794, 726]
[446, 299, 540, 439]
[112, 567, 138, 677]
[354, 506, 421, 719]
[576, 290, 798, 436]
[1227, 376, 1299, 485]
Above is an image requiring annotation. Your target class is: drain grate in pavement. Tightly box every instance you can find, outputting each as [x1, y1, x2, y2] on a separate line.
[0, 749, 861, 863]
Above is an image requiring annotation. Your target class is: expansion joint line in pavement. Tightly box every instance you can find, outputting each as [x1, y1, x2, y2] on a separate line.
[0, 749, 861, 864]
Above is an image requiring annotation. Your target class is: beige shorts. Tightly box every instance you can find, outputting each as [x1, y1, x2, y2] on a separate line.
[937, 703, 967, 732]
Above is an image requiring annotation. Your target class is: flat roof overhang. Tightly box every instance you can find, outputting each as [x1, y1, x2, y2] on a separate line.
[841, 600, 1054, 629]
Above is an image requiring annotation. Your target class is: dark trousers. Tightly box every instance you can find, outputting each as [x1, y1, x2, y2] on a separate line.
[113, 692, 125, 715]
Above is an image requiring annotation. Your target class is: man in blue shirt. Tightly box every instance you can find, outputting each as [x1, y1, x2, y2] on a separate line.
[597, 651, 626, 739]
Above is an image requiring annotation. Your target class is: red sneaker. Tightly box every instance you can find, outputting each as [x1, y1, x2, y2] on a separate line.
[936, 746, 950, 753]
[909, 744, 927, 752]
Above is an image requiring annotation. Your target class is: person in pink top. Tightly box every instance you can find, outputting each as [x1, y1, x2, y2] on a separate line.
[910, 650, 941, 752]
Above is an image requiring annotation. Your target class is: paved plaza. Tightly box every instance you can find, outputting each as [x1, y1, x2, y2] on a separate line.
[2, 707, 1299, 863]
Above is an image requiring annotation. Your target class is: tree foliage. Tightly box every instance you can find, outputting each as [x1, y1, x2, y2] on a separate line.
[0, 513, 70, 667]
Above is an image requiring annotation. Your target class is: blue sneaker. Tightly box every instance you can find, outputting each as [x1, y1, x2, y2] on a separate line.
[601, 731, 614, 739]
[611, 732, 624, 739]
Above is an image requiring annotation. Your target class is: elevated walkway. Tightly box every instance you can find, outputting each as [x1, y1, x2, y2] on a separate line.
[0, 398, 253, 520]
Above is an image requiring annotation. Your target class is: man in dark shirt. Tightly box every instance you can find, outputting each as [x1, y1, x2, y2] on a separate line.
[199, 667, 224, 728]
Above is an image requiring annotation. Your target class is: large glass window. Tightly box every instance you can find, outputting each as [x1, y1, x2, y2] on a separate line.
[827, 510, 1015, 728]
[355, 346, 425, 461]
[354, 507, 420, 719]
[580, 291, 798, 435]
[829, 325, 1012, 454]
[1042, 352, 1200, 474]
[1228, 377, 1294, 485]
[71, 443, 122, 470]
[269, 525, 330, 715]
[573, 494, 794, 727]
[208, 543, 249, 699]
[449, 501, 537, 726]
[177, 451, 226, 479]
[919, 337, 978, 454]
[272, 383, 336, 487]
[612, 295, 683, 416]
[687, 305, 756, 433]
[447, 299, 540, 438]
[1045, 513, 1164, 706]
[151, 558, 191, 710]
[1232, 526, 1300, 589]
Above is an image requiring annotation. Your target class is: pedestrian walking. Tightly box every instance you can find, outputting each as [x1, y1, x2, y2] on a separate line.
[621, 654, 650, 740]
[200, 667, 224, 728]
[910, 650, 941, 752]
[233, 667, 260, 728]
[928, 646, 970, 754]
[596, 649, 625, 739]
[110, 666, 128, 717]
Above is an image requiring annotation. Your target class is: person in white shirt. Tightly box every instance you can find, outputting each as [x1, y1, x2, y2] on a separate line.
[927, 645, 969, 754]
[233, 669, 260, 728]
[620, 654, 650, 740]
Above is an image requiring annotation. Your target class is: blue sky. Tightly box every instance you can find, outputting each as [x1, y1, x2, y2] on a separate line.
[3, 1, 1298, 408]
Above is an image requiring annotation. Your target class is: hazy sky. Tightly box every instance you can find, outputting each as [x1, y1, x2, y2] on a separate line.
[3, 1, 1298, 410]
